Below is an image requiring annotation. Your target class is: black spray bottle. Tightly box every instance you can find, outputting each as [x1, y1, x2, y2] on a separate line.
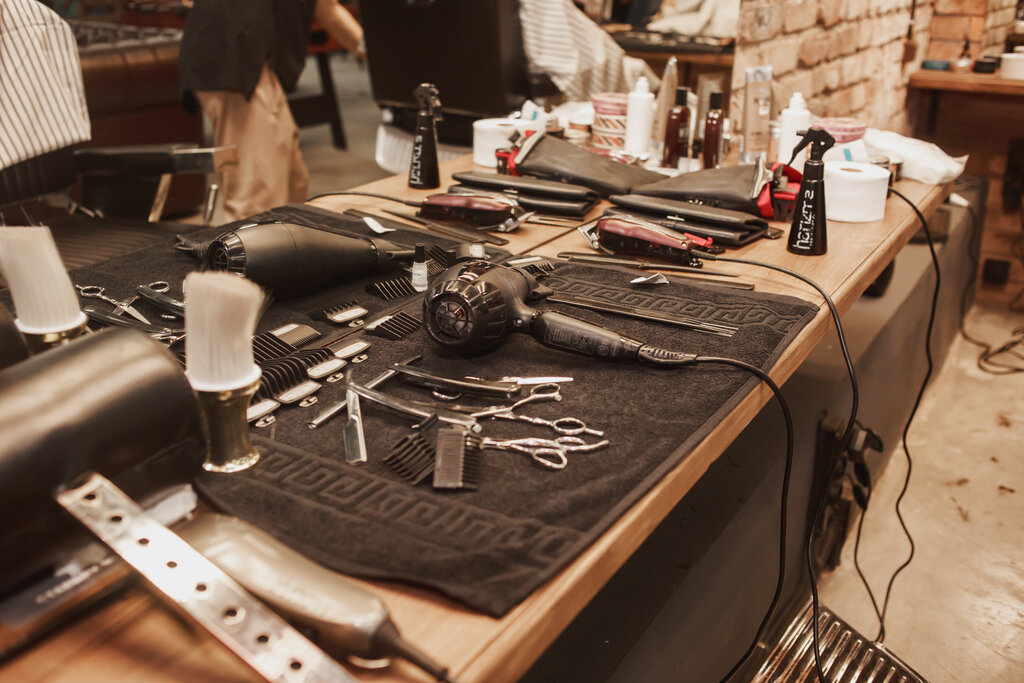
[409, 83, 442, 189]
[786, 127, 835, 256]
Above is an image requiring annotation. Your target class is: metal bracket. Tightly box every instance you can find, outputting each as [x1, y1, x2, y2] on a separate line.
[56, 473, 356, 682]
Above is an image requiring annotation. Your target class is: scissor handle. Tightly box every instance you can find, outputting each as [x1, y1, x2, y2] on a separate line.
[528, 448, 568, 470]
[148, 280, 170, 293]
[548, 417, 598, 436]
[77, 285, 104, 297]
[529, 383, 562, 399]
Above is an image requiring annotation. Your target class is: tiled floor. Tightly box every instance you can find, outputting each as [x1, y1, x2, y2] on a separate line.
[300, 54, 1024, 682]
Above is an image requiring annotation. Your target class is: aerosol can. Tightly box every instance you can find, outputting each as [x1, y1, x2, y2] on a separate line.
[409, 83, 442, 189]
[786, 127, 835, 256]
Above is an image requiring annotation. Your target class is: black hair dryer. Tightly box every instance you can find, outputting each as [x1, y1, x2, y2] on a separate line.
[423, 261, 696, 366]
[205, 222, 413, 298]
[786, 127, 835, 256]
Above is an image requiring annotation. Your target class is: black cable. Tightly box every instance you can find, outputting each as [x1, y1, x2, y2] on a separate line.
[873, 187, 938, 642]
[678, 357, 792, 683]
[305, 190, 420, 207]
[955, 201, 1024, 374]
[698, 253, 868, 681]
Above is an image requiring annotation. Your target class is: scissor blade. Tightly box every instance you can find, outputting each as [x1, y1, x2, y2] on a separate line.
[117, 304, 151, 325]
[501, 376, 574, 385]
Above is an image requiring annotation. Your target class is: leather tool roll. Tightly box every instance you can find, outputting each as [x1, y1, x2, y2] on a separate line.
[630, 164, 773, 217]
[504, 131, 663, 197]
[0, 328, 203, 594]
[0, 303, 29, 372]
[450, 171, 600, 217]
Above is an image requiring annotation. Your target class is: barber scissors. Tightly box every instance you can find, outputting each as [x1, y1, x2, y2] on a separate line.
[495, 413, 604, 436]
[467, 383, 562, 419]
[75, 284, 150, 324]
[477, 435, 611, 470]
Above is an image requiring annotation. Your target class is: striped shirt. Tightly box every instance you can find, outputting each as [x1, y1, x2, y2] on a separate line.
[518, 0, 655, 101]
[0, 0, 90, 170]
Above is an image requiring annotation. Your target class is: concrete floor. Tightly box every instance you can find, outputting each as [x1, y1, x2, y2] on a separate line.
[297, 54, 1024, 682]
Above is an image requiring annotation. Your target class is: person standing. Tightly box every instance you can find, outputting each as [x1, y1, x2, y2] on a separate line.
[179, 0, 363, 222]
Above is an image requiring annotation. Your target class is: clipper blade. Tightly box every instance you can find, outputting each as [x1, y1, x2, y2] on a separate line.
[365, 312, 421, 341]
[321, 300, 368, 325]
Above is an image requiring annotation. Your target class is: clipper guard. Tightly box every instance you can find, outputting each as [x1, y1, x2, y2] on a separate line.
[0, 328, 203, 594]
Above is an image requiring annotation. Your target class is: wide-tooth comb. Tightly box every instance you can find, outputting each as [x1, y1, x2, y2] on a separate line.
[364, 312, 421, 341]
[433, 426, 479, 490]
[366, 276, 416, 301]
[383, 416, 440, 484]
[321, 300, 368, 325]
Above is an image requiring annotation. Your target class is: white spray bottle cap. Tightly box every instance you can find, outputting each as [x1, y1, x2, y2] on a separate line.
[634, 76, 650, 94]
[788, 92, 808, 110]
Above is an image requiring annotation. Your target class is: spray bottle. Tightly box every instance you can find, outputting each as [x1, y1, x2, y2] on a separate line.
[409, 83, 442, 189]
[786, 127, 835, 256]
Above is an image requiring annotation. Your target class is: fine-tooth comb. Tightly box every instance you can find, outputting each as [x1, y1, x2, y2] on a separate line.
[270, 323, 322, 348]
[366, 276, 416, 301]
[364, 312, 421, 341]
[383, 416, 441, 484]
[433, 426, 479, 490]
[321, 300, 368, 325]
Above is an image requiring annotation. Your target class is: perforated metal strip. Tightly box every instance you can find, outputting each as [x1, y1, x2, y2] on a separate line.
[56, 473, 356, 683]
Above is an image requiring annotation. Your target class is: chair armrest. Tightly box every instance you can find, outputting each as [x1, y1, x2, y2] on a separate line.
[74, 144, 237, 176]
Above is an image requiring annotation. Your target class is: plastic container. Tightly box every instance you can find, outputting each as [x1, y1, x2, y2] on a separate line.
[624, 77, 655, 157]
[777, 92, 812, 173]
[1002, 53, 1024, 80]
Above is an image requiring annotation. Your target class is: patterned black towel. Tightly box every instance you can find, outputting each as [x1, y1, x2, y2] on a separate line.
[196, 258, 818, 617]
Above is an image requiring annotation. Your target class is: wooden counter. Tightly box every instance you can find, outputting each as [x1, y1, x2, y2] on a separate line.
[0, 159, 950, 683]
[908, 69, 1024, 96]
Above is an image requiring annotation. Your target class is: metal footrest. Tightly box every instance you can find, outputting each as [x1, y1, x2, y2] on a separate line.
[753, 602, 926, 683]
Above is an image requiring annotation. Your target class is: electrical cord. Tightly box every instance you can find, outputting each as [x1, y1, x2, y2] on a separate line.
[872, 187, 938, 642]
[695, 252, 868, 682]
[680, 357, 792, 683]
[955, 201, 1024, 374]
[305, 190, 421, 207]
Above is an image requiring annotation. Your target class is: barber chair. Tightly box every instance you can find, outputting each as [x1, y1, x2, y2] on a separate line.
[361, 0, 559, 172]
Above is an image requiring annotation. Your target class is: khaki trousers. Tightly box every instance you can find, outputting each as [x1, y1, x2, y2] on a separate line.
[196, 66, 310, 222]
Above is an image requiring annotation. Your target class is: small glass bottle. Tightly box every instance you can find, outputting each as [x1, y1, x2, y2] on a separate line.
[661, 87, 691, 168]
[702, 92, 724, 170]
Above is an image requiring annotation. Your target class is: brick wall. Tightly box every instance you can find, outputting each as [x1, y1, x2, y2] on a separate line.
[731, 0, 935, 137]
[927, 0, 1018, 61]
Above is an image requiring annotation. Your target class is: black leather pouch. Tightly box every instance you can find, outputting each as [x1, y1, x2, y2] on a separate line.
[631, 164, 774, 217]
[606, 194, 771, 247]
[503, 131, 664, 197]
[450, 171, 600, 217]
[0, 328, 203, 594]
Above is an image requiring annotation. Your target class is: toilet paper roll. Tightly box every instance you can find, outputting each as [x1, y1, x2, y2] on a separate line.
[824, 161, 891, 223]
[473, 118, 519, 167]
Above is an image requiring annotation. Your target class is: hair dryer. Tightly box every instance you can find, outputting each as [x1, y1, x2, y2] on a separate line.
[205, 221, 414, 298]
[422, 261, 697, 366]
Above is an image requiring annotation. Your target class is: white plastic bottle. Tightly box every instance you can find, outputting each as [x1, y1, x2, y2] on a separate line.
[624, 76, 655, 157]
[777, 92, 812, 173]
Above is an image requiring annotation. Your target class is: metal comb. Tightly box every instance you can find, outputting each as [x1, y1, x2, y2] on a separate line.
[433, 426, 480, 490]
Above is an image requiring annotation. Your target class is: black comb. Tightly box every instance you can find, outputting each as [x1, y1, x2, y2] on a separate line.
[433, 426, 479, 490]
[383, 416, 441, 485]
[252, 331, 297, 363]
[365, 312, 421, 341]
[366, 276, 416, 301]
[427, 245, 451, 269]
